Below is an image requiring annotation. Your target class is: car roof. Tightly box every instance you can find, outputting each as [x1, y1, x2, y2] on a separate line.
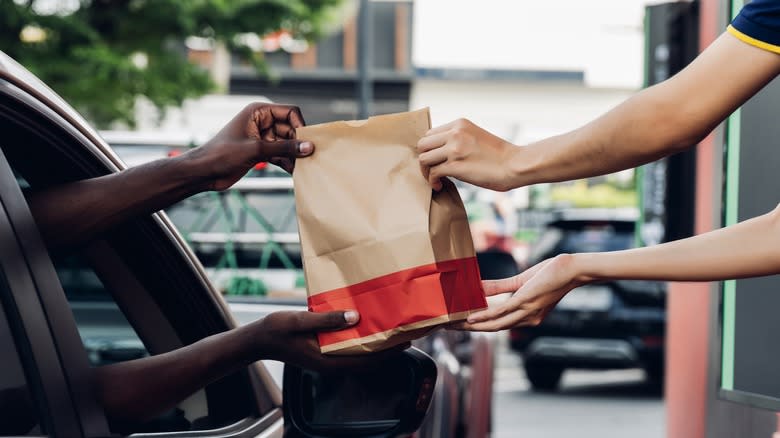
[0, 51, 126, 171]
[100, 130, 208, 148]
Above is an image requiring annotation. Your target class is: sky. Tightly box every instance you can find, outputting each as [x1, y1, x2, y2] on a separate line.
[412, 0, 656, 89]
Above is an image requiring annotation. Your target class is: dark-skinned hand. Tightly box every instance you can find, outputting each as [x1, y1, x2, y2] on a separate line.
[184, 103, 311, 191]
[253, 310, 409, 371]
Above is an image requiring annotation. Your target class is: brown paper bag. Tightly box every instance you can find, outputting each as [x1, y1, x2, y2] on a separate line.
[294, 108, 487, 354]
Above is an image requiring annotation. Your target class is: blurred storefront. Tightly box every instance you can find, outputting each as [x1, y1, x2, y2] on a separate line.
[228, 1, 414, 124]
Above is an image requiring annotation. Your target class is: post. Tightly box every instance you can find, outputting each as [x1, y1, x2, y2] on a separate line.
[356, 0, 373, 119]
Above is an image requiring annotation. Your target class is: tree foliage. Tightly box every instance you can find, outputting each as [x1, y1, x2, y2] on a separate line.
[0, 0, 342, 127]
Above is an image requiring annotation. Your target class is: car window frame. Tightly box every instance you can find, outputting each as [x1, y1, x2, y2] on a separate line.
[0, 78, 283, 436]
[0, 147, 87, 437]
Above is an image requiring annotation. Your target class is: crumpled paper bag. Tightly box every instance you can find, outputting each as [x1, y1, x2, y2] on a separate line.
[294, 108, 487, 354]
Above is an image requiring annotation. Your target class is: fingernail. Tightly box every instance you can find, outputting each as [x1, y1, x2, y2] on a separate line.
[343, 310, 360, 324]
[298, 141, 313, 156]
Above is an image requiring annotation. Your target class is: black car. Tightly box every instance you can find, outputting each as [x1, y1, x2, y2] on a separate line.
[510, 209, 666, 391]
[0, 50, 438, 437]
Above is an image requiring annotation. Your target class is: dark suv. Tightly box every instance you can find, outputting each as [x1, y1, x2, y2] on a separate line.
[510, 209, 666, 391]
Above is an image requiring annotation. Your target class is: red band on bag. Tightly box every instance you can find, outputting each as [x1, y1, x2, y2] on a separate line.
[308, 257, 487, 348]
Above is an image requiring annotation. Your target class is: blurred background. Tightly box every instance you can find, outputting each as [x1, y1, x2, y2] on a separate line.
[5, 1, 773, 437]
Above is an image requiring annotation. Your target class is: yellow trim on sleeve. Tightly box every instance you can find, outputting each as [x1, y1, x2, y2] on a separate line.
[727, 25, 780, 55]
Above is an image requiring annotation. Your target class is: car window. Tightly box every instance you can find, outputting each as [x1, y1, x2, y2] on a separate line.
[55, 254, 148, 366]
[0, 268, 42, 436]
[167, 189, 302, 268]
[15, 171, 212, 434]
[15, 173, 148, 367]
[0, 93, 272, 436]
[166, 185, 306, 297]
[109, 142, 307, 300]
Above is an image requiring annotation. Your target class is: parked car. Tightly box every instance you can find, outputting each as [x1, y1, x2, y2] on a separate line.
[0, 51, 437, 437]
[511, 209, 666, 391]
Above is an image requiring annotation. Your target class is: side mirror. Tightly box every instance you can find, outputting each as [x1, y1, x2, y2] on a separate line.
[283, 347, 437, 438]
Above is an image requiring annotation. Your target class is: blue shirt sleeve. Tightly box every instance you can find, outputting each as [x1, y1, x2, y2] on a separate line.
[729, 0, 780, 54]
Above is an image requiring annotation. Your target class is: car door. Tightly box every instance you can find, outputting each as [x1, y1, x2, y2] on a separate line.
[0, 73, 283, 437]
[0, 167, 84, 437]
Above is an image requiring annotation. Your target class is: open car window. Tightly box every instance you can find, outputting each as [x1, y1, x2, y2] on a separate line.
[0, 80, 277, 436]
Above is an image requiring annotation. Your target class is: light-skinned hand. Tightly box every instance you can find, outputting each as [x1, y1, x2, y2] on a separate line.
[454, 254, 593, 332]
[417, 118, 517, 192]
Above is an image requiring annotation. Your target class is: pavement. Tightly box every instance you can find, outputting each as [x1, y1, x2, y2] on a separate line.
[491, 333, 665, 438]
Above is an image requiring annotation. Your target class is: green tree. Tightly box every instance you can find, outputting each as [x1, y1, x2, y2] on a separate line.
[0, 0, 342, 127]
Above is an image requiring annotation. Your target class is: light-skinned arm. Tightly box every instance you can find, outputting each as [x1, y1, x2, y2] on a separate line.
[418, 33, 780, 191]
[460, 204, 780, 331]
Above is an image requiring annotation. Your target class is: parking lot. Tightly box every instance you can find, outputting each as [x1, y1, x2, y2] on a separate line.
[492, 333, 665, 438]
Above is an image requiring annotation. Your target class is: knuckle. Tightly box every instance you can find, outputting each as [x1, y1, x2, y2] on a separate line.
[244, 102, 265, 112]
[292, 312, 307, 331]
[262, 312, 284, 334]
[552, 253, 574, 270]
[450, 141, 470, 159]
[449, 144, 465, 159]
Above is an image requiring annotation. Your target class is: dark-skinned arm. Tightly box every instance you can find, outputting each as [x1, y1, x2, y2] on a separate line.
[26, 103, 311, 251]
[91, 309, 404, 423]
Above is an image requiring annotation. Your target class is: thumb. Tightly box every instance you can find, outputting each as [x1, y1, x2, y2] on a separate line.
[296, 310, 360, 332]
[256, 138, 314, 161]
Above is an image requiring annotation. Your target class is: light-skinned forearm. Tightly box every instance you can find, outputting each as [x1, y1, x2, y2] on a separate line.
[575, 205, 780, 283]
[507, 33, 780, 188]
